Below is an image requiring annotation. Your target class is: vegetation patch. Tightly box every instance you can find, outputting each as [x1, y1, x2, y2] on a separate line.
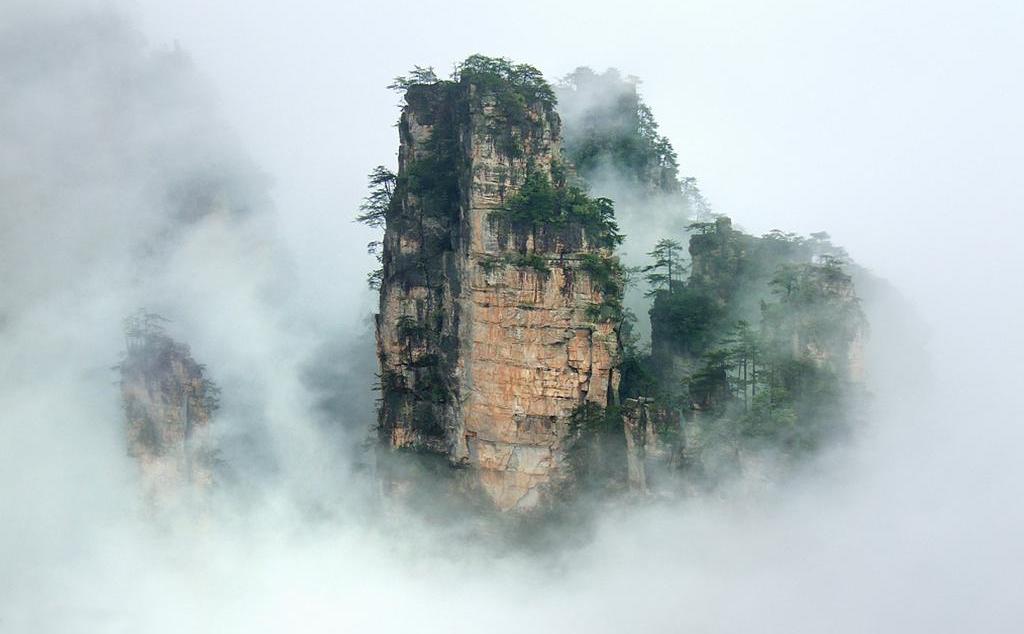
[489, 166, 622, 251]
[396, 315, 430, 341]
[505, 251, 550, 275]
[614, 215, 870, 491]
[579, 253, 623, 297]
[477, 256, 505, 274]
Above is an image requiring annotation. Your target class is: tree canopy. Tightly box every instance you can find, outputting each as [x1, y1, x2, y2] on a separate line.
[643, 238, 684, 295]
[492, 166, 623, 250]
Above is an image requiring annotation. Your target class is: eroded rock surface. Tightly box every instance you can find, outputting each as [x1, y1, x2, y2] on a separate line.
[120, 315, 218, 507]
[376, 81, 621, 510]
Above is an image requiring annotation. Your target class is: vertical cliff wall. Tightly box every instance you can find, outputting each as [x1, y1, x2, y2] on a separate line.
[120, 314, 218, 506]
[376, 76, 622, 511]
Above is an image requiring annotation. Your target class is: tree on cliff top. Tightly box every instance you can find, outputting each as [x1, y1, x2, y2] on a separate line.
[387, 65, 438, 92]
[455, 55, 556, 111]
[493, 166, 623, 251]
[556, 67, 678, 193]
[388, 55, 556, 111]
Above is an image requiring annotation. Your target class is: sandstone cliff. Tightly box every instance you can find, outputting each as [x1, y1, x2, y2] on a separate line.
[376, 67, 623, 511]
[120, 312, 219, 507]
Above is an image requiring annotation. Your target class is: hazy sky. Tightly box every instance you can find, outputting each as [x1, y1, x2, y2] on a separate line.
[125, 0, 1024, 325]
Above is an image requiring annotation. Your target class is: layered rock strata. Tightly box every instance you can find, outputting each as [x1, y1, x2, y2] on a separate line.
[376, 81, 622, 510]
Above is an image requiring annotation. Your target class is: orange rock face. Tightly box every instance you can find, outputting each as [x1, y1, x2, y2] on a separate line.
[459, 264, 620, 509]
[376, 82, 622, 510]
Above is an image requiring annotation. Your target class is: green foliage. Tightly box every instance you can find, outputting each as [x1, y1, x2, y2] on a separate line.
[457, 55, 556, 107]
[355, 166, 396, 289]
[379, 363, 447, 407]
[396, 315, 429, 341]
[413, 365, 449, 404]
[581, 252, 626, 321]
[199, 375, 222, 415]
[366, 268, 383, 290]
[717, 320, 761, 408]
[618, 310, 660, 400]
[491, 167, 623, 250]
[378, 369, 408, 394]
[389, 56, 557, 159]
[477, 256, 505, 274]
[556, 68, 679, 193]
[630, 219, 867, 478]
[585, 298, 624, 323]
[685, 349, 731, 409]
[579, 253, 623, 297]
[687, 220, 717, 235]
[387, 65, 439, 92]
[579, 253, 625, 322]
[737, 359, 842, 452]
[643, 238, 684, 295]
[569, 402, 621, 435]
[738, 390, 797, 444]
[502, 166, 558, 225]
[454, 55, 556, 158]
[678, 257, 861, 454]
[365, 240, 384, 290]
[763, 259, 865, 367]
[355, 166, 396, 228]
[567, 190, 622, 249]
[401, 84, 463, 219]
[120, 310, 221, 443]
[674, 317, 849, 456]
[505, 251, 550, 275]
[567, 402, 627, 492]
[122, 309, 170, 351]
[650, 286, 724, 356]
[549, 157, 568, 187]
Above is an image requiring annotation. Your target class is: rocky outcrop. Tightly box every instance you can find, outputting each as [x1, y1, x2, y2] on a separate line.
[622, 398, 653, 492]
[622, 397, 680, 495]
[376, 78, 622, 511]
[688, 216, 745, 301]
[763, 257, 866, 383]
[120, 313, 218, 506]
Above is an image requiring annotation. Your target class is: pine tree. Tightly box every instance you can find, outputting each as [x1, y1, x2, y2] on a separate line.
[643, 238, 683, 295]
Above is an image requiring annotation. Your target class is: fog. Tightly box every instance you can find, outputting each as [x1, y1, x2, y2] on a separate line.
[1, 1, 1022, 632]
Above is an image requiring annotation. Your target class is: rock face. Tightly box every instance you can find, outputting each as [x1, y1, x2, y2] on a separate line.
[120, 315, 218, 506]
[376, 81, 622, 510]
[688, 216, 745, 300]
[761, 257, 866, 384]
[621, 397, 679, 495]
[622, 398, 653, 493]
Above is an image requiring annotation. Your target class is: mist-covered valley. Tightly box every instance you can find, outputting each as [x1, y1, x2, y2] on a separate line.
[2, 2, 1022, 632]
